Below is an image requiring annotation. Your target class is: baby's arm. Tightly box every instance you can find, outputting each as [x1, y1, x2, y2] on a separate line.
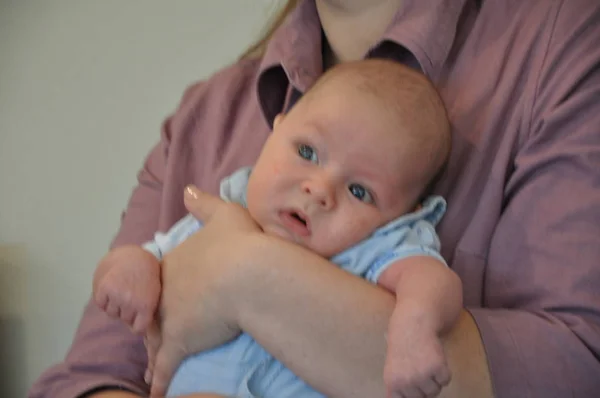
[377, 256, 462, 397]
[93, 244, 162, 334]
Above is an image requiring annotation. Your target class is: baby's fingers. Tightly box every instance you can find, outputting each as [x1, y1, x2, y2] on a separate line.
[414, 365, 451, 398]
[94, 289, 109, 311]
[119, 305, 136, 326]
[105, 300, 121, 319]
[398, 384, 426, 398]
[131, 311, 154, 335]
[388, 378, 442, 398]
[434, 365, 451, 387]
[418, 377, 443, 397]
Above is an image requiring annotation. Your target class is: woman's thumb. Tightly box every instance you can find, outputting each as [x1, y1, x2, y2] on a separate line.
[148, 340, 186, 397]
[184, 185, 222, 223]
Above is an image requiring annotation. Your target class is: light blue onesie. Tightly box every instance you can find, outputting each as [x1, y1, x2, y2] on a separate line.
[142, 167, 447, 398]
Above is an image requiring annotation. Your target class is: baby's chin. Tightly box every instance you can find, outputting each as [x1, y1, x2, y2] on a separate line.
[261, 224, 299, 244]
[260, 224, 329, 256]
[291, 238, 343, 259]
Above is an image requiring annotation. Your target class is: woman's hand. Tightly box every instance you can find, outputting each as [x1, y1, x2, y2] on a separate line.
[146, 185, 263, 397]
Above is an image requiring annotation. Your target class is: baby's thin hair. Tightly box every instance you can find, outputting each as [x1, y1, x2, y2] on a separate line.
[309, 59, 451, 192]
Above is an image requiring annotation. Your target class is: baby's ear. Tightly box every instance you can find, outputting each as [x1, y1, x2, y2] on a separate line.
[273, 113, 285, 129]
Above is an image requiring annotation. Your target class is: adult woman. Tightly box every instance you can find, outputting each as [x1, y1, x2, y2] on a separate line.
[30, 1, 600, 397]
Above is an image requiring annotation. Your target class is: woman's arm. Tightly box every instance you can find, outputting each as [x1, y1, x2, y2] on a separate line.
[232, 235, 492, 398]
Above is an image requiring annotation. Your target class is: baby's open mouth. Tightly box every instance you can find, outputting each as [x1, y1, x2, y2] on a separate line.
[279, 210, 311, 237]
[291, 212, 307, 226]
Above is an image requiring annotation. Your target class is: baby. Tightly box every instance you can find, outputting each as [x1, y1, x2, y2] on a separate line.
[93, 59, 460, 398]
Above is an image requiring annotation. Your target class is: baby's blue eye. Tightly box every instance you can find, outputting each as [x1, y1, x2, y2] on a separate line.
[298, 144, 318, 164]
[349, 183, 374, 204]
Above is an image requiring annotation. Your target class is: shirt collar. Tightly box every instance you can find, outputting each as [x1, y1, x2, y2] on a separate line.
[257, 0, 476, 124]
[257, 0, 323, 127]
[259, 0, 323, 93]
[381, 0, 473, 80]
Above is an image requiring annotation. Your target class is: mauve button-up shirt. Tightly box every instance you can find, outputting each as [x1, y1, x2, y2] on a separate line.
[29, 1, 600, 397]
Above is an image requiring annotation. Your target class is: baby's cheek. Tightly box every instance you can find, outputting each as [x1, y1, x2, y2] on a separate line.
[347, 217, 378, 243]
[270, 161, 283, 177]
[325, 218, 372, 255]
[265, 154, 290, 177]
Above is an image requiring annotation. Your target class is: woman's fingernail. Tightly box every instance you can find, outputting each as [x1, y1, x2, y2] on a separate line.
[144, 369, 151, 384]
[185, 185, 199, 199]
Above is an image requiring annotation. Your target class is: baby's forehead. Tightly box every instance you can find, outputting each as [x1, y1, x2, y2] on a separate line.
[337, 134, 415, 174]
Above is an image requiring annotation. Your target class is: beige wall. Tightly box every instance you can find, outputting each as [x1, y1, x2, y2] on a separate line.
[0, 1, 275, 396]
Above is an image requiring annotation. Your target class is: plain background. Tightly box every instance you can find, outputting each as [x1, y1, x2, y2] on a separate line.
[0, 1, 277, 396]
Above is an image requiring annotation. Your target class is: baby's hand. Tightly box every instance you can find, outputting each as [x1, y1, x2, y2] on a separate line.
[384, 305, 451, 398]
[93, 245, 162, 334]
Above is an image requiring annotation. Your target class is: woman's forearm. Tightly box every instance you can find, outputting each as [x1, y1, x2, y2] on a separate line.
[237, 236, 392, 397]
[438, 310, 494, 398]
[234, 235, 493, 398]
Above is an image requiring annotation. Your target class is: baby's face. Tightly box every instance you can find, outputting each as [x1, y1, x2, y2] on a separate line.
[246, 89, 421, 258]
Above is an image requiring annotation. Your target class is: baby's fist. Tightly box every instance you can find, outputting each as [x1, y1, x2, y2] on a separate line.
[384, 311, 451, 397]
[93, 245, 162, 333]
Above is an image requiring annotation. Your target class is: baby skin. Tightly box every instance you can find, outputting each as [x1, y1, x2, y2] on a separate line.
[93, 59, 461, 398]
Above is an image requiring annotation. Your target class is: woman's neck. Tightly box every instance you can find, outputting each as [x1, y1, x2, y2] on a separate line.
[317, 0, 403, 68]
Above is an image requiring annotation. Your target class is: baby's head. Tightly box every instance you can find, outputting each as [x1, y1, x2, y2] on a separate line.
[247, 58, 450, 257]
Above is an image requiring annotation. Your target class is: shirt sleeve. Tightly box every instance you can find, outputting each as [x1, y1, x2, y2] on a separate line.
[366, 219, 447, 284]
[142, 213, 202, 260]
[469, 3, 600, 396]
[27, 82, 205, 398]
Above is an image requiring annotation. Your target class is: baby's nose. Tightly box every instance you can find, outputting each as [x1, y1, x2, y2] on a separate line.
[302, 178, 335, 210]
